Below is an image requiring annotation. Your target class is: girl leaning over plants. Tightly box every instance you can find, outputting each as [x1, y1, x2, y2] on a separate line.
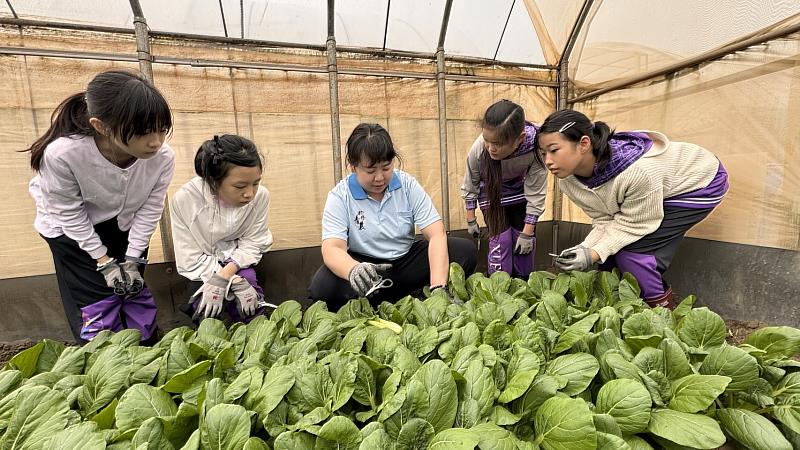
[26, 69, 174, 344]
[171, 134, 273, 323]
[537, 109, 728, 308]
[461, 99, 548, 278]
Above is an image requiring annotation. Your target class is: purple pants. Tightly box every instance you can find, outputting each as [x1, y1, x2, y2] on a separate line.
[487, 227, 534, 278]
[188, 267, 266, 323]
[80, 287, 157, 342]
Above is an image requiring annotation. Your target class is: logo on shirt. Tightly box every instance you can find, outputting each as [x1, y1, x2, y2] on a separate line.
[355, 210, 365, 230]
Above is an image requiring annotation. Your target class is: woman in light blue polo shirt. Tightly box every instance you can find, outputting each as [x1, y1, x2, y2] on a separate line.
[309, 123, 477, 309]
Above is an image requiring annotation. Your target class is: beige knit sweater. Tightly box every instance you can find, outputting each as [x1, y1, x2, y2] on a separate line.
[559, 131, 720, 262]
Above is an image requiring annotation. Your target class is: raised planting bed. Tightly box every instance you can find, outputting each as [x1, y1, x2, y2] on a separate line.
[1, 265, 799, 449]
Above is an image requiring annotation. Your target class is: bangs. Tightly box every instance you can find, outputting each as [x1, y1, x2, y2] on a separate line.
[114, 81, 173, 144]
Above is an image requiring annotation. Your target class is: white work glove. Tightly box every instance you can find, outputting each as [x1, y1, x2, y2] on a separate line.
[514, 233, 535, 255]
[194, 272, 229, 319]
[230, 275, 261, 317]
[555, 245, 594, 272]
[97, 258, 126, 293]
[120, 257, 146, 295]
[348, 262, 392, 296]
[467, 219, 480, 238]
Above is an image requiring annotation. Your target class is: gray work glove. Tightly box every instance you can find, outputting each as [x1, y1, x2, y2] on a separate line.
[348, 262, 392, 296]
[97, 258, 127, 293]
[555, 245, 594, 272]
[431, 284, 463, 306]
[514, 233, 535, 255]
[194, 272, 229, 320]
[467, 219, 480, 238]
[120, 257, 146, 295]
[230, 275, 261, 317]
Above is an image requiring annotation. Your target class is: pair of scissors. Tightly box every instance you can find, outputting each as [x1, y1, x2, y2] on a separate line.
[365, 277, 393, 297]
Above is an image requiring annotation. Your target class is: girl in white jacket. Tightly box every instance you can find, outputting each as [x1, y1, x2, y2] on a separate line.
[171, 134, 273, 322]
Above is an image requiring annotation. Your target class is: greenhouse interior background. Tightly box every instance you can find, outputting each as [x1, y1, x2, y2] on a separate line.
[0, 0, 798, 341]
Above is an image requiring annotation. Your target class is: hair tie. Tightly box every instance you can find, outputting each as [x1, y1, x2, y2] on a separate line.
[210, 135, 224, 164]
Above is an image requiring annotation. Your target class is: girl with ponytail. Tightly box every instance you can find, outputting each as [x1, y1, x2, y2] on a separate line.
[170, 134, 273, 323]
[26, 69, 174, 343]
[536, 109, 728, 308]
[461, 99, 548, 278]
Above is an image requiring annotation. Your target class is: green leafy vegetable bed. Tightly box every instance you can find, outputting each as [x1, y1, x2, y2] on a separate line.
[1, 265, 799, 450]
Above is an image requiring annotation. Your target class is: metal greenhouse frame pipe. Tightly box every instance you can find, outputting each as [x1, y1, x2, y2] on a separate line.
[0, 18, 556, 70]
[327, 0, 343, 184]
[0, 46, 558, 87]
[568, 17, 800, 104]
[551, 0, 594, 254]
[128, 0, 175, 263]
[436, 0, 454, 232]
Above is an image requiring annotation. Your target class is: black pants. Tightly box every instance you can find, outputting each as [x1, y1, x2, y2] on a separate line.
[43, 218, 147, 343]
[308, 236, 477, 311]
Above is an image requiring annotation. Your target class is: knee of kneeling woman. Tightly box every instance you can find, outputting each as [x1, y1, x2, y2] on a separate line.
[448, 237, 478, 274]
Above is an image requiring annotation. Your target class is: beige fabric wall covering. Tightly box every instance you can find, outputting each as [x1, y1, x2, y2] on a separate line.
[570, 34, 800, 251]
[0, 28, 554, 279]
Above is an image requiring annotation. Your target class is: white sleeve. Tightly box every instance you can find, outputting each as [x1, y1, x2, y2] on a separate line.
[39, 151, 107, 259]
[126, 154, 175, 258]
[230, 187, 274, 268]
[170, 191, 218, 282]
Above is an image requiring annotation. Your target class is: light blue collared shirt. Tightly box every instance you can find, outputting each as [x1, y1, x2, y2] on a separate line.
[321, 169, 441, 260]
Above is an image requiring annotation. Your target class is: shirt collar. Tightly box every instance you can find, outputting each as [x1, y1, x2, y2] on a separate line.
[347, 171, 402, 200]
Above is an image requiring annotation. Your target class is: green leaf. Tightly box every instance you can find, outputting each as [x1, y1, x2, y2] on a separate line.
[534, 397, 596, 450]
[359, 425, 392, 449]
[448, 262, 469, 303]
[243, 437, 270, 450]
[328, 353, 359, 411]
[35, 340, 66, 374]
[6, 342, 43, 377]
[164, 361, 212, 394]
[161, 336, 194, 384]
[0, 370, 22, 398]
[698, 345, 759, 392]
[428, 428, 479, 450]
[774, 372, 800, 399]
[78, 345, 131, 415]
[456, 360, 495, 428]
[658, 339, 692, 381]
[623, 435, 653, 450]
[536, 292, 567, 332]
[646, 409, 725, 449]
[552, 314, 598, 354]
[116, 384, 179, 433]
[249, 364, 296, 422]
[409, 360, 458, 433]
[744, 326, 800, 362]
[470, 422, 527, 450]
[315, 416, 362, 450]
[773, 396, 800, 435]
[110, 329, 142, 347]
[88, 397, 118, 430]
[596, 432, 631, 450]
[46, 422, 106, 450]
[498, 346, 540, 403]
[717, 408, 792, 450]
[675, 308, 726, 351]
[274, 431, 316, 450]
[131, 416, 174, 450]
[200, 404, 250, 450]
[595, 379, 651, 434]
[668, 374, 729, 413]
[0, 385, 70, 450]
[396, 418, 434, 449]
[546, 353, 599, 396]
[49, 347, 87, 375]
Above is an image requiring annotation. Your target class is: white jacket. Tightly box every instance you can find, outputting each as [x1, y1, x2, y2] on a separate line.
[29, 135, 174, 259]
[170, 177, 273, 282]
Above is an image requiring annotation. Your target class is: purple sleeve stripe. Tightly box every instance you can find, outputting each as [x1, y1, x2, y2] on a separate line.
[524, 214, 539, 225]
[465, 199, 477, 210]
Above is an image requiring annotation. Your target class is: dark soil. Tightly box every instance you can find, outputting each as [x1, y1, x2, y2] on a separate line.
[0, 340, 38, 367]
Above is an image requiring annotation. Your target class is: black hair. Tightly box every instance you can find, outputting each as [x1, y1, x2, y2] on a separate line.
[194, 134, 263, 194]
[25, 69, 172, 172]
[534, 109, 615, 170]
[345, 123, 402, 167]
[480, 99, 526, 236]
